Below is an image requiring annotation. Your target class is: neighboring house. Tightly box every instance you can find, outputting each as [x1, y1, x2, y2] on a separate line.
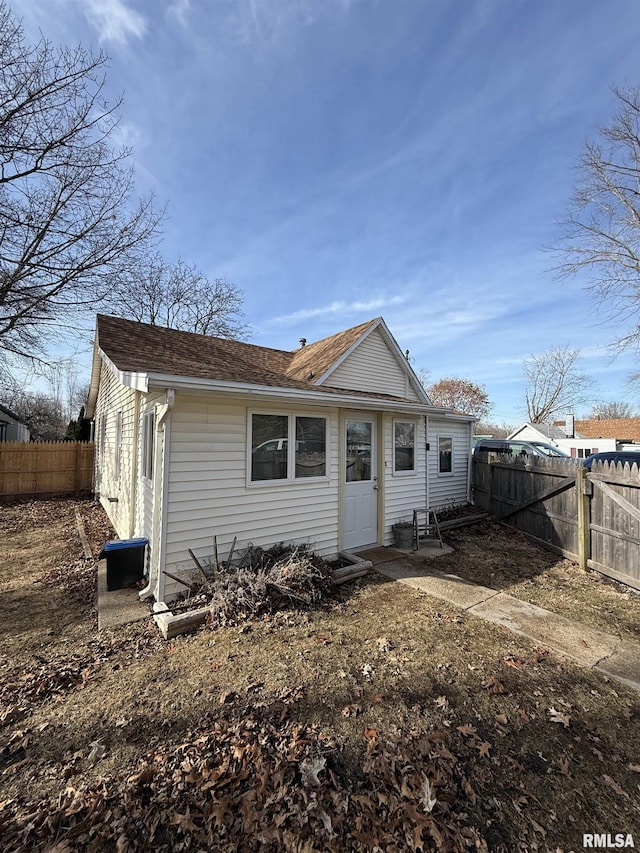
[508, 421, 615, 458]
[554, 416, 640, 457]
[507, 422, 569, 445]
[573, 417, 640, 450]
[0, 403, 30, 442]
[86, 314, 475, 604]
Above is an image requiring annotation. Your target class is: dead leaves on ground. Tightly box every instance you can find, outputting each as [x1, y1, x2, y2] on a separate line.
[0, 625, 162, 719]
[547, 708, 571, 728]
[0, 711, 489, 853]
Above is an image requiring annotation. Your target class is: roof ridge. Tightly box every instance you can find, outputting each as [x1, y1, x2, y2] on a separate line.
[96, 313, 291, 357]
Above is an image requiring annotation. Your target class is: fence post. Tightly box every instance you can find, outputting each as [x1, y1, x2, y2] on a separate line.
[576, 464, 591, 571]
[487, 453, 495, 516]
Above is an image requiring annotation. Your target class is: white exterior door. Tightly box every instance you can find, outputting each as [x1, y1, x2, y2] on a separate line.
[343, 416, 378, 550]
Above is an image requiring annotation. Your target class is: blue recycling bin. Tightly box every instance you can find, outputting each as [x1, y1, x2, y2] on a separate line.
[100, 537, 148, 591]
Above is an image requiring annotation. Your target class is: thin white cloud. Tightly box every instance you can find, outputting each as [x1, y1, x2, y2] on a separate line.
[167, 0, 191, 27]
[273, 296, 406, 324]
[110, 119, 144, 151]
[84, 0, 147, 45]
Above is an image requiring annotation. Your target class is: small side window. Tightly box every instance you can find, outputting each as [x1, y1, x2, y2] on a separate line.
[142, 411, 154, 480]
[114, 410, 123, 480]
[438, 436, 453, 474]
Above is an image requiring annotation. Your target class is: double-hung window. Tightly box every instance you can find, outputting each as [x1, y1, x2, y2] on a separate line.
[393, 420, 416, 475]
[250, 412, 327, 483]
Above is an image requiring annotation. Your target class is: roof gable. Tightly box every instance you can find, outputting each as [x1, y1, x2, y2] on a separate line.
[286, 318, 379, 383]
[0, 402, 26, 425]
[313, 318, 429, 403]
[508, 422, 570, 442]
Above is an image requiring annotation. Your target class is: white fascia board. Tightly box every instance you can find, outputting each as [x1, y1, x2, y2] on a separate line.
[428, 408, 478, 424]
[145, 372, 431, 413]
[98, 351, 149, 393]
[373, 319, 432, 404]
[86, 348, 149, 417]
[119, 370, 149, 392]
[443, 413, 478, 423]
[85, 335, 102, 418]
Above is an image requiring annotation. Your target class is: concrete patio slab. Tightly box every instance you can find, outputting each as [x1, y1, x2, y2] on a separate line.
[97, 560, 150, 630]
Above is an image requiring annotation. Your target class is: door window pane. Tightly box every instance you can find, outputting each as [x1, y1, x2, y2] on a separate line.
[394, 421, 415, 472]
[295, 416, 326, 478]
[251, 414, 288, 480]
[346, 420, 372, 482]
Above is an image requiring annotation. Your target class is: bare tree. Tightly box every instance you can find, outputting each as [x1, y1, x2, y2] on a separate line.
[555, 86, 640, 352]
[523, 346, 592, 423]
[415, 367, 431, 390]
[591, 400, 635, 419]
[474, 421, 514, 438]
[4, 389, 66, 439]
[107, 254, 249, 339]
[36, 358, 88, 422]
[427, 377, 491, 420]
[0, 2, 161, 358]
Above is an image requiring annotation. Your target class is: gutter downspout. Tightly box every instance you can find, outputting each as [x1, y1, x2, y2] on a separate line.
[129, 390, 141, 538]
[467, 420, 475, 504]
[424, 415, 430, 511]
[139, 389, 174, 603]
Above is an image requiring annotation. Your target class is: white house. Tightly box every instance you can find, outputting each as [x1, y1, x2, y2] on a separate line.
[86, 315, 475, 604]
[507, 421, 616, 458]
[0, 403, 30, 442]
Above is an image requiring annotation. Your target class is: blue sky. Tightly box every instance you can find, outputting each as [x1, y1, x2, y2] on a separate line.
[11, 0, 640, 424]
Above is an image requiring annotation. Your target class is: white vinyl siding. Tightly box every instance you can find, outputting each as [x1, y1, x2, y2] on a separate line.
[324, 329, 421, 401]
[427, 419, 471, 509]
[163, 394, 340, 600]
[383, 414, 427, 543]
[92, 360, 137, 539]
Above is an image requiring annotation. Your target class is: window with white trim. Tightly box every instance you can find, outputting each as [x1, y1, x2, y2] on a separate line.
[393, 420, 416, 474]
[142, 411, 154, 480]
[438, 435, 453, 474]
[250, 412, 327, 482]
[98, 414, 107, 464]
[114, 410, 123, 480]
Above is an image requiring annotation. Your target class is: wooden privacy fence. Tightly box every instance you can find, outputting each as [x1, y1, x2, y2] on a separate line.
[473, 454, 640, 591]
[0, 441, 94, 499]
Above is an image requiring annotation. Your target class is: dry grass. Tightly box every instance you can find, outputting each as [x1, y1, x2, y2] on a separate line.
[436, 520, 640, 643]
[1, 500, 639, 851]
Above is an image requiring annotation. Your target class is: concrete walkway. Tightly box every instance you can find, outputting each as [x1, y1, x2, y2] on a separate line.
[372, 545, 640, 692]
[96, 559, 150, 631]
